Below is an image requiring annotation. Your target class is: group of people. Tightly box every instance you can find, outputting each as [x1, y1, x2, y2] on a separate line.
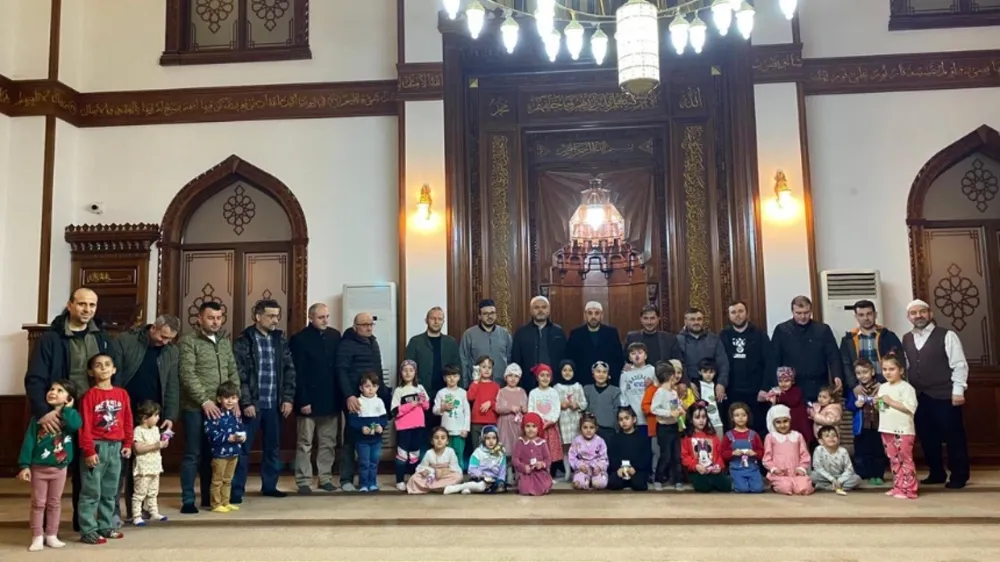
[15, 285, 971, 551]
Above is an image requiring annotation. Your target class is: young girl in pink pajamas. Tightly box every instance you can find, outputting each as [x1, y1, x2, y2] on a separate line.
[763, 404, 814, 496]
[567, 413, 608, 490]
[878, 353, 919, 499]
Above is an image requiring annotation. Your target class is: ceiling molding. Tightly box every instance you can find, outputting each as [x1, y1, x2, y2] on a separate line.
[2, 46, 998, 126]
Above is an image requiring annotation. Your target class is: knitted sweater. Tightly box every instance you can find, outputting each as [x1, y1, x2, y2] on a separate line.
[584, 383, 622, 429]
[18, 407, 82, 468]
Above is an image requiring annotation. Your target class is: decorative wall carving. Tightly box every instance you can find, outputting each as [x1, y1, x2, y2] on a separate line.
[223, 185, 257, 235]
[752, 43, 805, 83]
[681, 124, 711, 317]
[962, 159, 999, 212]
[488, 134, 513, 331]
[525, 90, 659, 116]
[803, 50, 1000, 95]
[933, 263, 981, 332]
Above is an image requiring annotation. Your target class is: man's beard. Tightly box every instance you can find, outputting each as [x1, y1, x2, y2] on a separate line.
[533, 315, 547, 323]
[427, 326, 442, 335]
[730, 320, 748, 329]
[687, 326, 703, 334]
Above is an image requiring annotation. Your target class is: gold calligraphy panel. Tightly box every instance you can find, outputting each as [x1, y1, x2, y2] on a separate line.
[523, 90, 660, 121]
[80, 268, 138, 288]
[488, 135, 513, 330]
[681, 124, 711, 318]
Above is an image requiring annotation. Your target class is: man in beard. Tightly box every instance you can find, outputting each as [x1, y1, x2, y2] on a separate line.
[839, 299, 903, 390]
[720, 301, 773, 434]
[511, 296, 566, 392]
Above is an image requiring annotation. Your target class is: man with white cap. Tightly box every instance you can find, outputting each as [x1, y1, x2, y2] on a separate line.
[565, 301, 625, 387]
[901, 299, 970, 489]
[511, 295, 566, 392]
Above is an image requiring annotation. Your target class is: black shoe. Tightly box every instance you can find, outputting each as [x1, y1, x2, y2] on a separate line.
[945, 480, 967, 489]
[297, 485, 312, 495]
[262, 489, 287, 498]
[180, 504, 199, 514]
[920, 475, 947, 485]
[230, 496, 243, 505]
[319, 482, 338, 492]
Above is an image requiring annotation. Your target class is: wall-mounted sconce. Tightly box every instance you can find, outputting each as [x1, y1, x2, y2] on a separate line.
[416, 184, 433, 220]
[773, 170, 793, 209]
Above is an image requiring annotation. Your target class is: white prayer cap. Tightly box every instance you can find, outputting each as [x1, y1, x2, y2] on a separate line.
[766, 404, 791, 435]
[504, 363, 522, 377]
[906, 299, 930, 312]
[584, 301, 603, 312]
[529, 295, 549, 306]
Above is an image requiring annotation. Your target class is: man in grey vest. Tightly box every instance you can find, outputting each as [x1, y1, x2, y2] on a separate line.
[902, 299, 970, 489]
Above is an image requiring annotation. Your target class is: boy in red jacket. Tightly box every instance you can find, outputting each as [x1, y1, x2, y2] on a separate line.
[467, 355, 500, 452]
[77, 353, 133, 545]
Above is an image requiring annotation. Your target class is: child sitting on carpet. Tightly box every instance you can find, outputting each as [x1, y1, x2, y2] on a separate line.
[446, 425, 507, 494]
[513, 413, 553, 496]
[721, 402, 765, 494]
[567, 413, 609, 490]
[607, 407, 651, 491]
[680, 402, 731, 493]
[763, 405, 814, 496]
[810, 425, 861, 495]
[407, 427, 464, 494]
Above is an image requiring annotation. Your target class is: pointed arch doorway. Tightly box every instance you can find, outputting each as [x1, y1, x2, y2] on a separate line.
[158, 155, 309, 337]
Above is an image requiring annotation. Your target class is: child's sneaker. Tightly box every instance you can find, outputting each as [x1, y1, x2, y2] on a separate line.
[132, 517, 147, 527]
[44, 535, 65, 548]
[395, 482, 407, 491]
[674, 483, 686, 491]
[148, 512, 168, 522]
[224, 504, 239, 511]
[99, 530, 124, 540]
[869, 477, 884, 486]
[81, 533, 106, 545]
[358, 486, 370, 493]
[211, 506, 230, 513]
[653, 482, 663, 491]
[28, 536, 44, 552]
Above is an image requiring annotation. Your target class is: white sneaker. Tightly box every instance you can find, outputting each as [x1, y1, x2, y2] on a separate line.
[443, 484, 462, 495]
[340, 483, 357, 492]
[28, 536, 44, 552]
[653, 482, 663, 491]
[675, 483, 686, 491]
[395, 482, 407, 492]
[44, 535, 65, 548]
[461, 488, 472, 494]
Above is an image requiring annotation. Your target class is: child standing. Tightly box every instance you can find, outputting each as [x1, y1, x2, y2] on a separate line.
[449, 425, 507, 494]
[555, 359, 587, 480]
[513, 413, 552, 496]
[769, 367, 812, 440]
[680, 402, 732, 493]
[130, 401, 168, 526]
[391, 360, 430, 491]
[407, 427, 464, 494]
[584, 361, 622, 444]
[467, 355, 500, 452]
[846, 358, 886, 485]
[878, 352, 919, 500]
[810, 425, 861, 495]
[434, 365, 470, 470]
[696, 359, 725, 435]
[78, 353, 133, 544]
[763, 404, 814, 496]
[204, 382, 245, 512]
[670, 359, 697, 410]
[721, 402, 765, 493]
[495, 364, 528, 482]
[528, 364, 563, 470]
[808, 386, 844, 440]
[350, 372, 389, 492]
[17, 379, 81, 551]
[649, 363, 685, 491]
[567, 413, 609, 490]
[620, 344, 655, 480]
[607, 407, 651, 491]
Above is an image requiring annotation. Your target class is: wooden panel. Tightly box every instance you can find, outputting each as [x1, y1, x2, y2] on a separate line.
[181, 250, 236, 336]
[243, 252, 289, 331]
[0, 397, 30, 476]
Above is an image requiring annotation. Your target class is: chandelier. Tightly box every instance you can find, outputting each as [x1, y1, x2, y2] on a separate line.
[443, 1, 799, 96]
[554, 178, 643, 279]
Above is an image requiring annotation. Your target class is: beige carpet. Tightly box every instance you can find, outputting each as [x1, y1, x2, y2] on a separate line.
[2, 524, 999, 561]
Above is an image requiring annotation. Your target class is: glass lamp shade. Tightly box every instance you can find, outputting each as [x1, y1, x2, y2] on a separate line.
[569, 184, 626, 243]
[779, 0, 798, 20]
[535, 0, 556, 37]
[585, 205, 607, 229]
[591, 27, 609, 64]
[711, 0, 733, 36]
[501, 13, 519, 53]
[466, 0, 485, 39]
[544, 29, 561, 62]
[565, 18, 585, 60]
[669, 14, 689, 55]
[689, 14, 708, 54]
[442, 0, 461, 20]
[736, 1, 755, 39]
[616, 0, 659, 95]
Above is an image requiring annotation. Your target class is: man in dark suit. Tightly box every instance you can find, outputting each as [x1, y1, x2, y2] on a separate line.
[511, 296, 566, 392]
[623, 305, 682, 366]
[772, 295, 843, 402]
[565, 301, 625, 386]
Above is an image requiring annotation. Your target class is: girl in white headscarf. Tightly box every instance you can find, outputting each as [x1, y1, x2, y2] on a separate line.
[762, 405, 814, 495]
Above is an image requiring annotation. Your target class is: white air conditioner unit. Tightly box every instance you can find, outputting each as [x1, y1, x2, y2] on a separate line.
[342, 283, 398, 389]
[820, 269, 883, 339]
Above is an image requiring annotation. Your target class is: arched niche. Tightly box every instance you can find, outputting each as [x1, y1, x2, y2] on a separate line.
[907, 125, 1000, 369]
[158, 155, 308, 335]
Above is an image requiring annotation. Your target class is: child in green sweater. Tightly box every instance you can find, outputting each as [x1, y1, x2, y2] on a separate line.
[17, 379, 82, 552]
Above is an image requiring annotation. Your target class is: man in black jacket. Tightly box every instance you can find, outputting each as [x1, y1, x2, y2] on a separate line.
[839, 299, 903, 389]
[772, 295, 843, 402]
[565, 301, 625, 386]
[511, 296, 566, 391]
[336, 312, 389, 491]
[232, 299, 297, 500]
[720, 301, 773, 434]
[24, 287, 115, 532]
[623, 305, 682, 366]
[290, 303, 341, 494]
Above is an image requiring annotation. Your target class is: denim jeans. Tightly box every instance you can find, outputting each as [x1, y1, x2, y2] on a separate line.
[180, 409, 213, 506]
[232, 407, 282, 497]
[356, 439, 382, 490]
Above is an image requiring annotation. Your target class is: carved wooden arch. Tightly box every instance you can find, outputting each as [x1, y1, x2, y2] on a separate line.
[907, 125, 1000, 300]
[157, 155, 309, 333]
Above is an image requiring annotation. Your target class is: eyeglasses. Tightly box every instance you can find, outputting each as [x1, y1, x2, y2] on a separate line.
[356, 323, 374, 328]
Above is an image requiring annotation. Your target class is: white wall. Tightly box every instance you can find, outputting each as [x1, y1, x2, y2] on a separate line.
[6, 0, 50, 79]
[48, 121, 78, 318]
[67, 0, 397, 91]
[0, 117, 45, 395]
[799, 0, 1000, 58]
[809, 88, 1000, 333]
[74, 118, 399, 332]
[749, 0, 793, 45]
[755, 83, 810, 333]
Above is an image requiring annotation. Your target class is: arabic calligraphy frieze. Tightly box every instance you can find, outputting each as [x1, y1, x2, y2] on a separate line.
[526, 90, 660, 116]
[805, 57, 1000, 94]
